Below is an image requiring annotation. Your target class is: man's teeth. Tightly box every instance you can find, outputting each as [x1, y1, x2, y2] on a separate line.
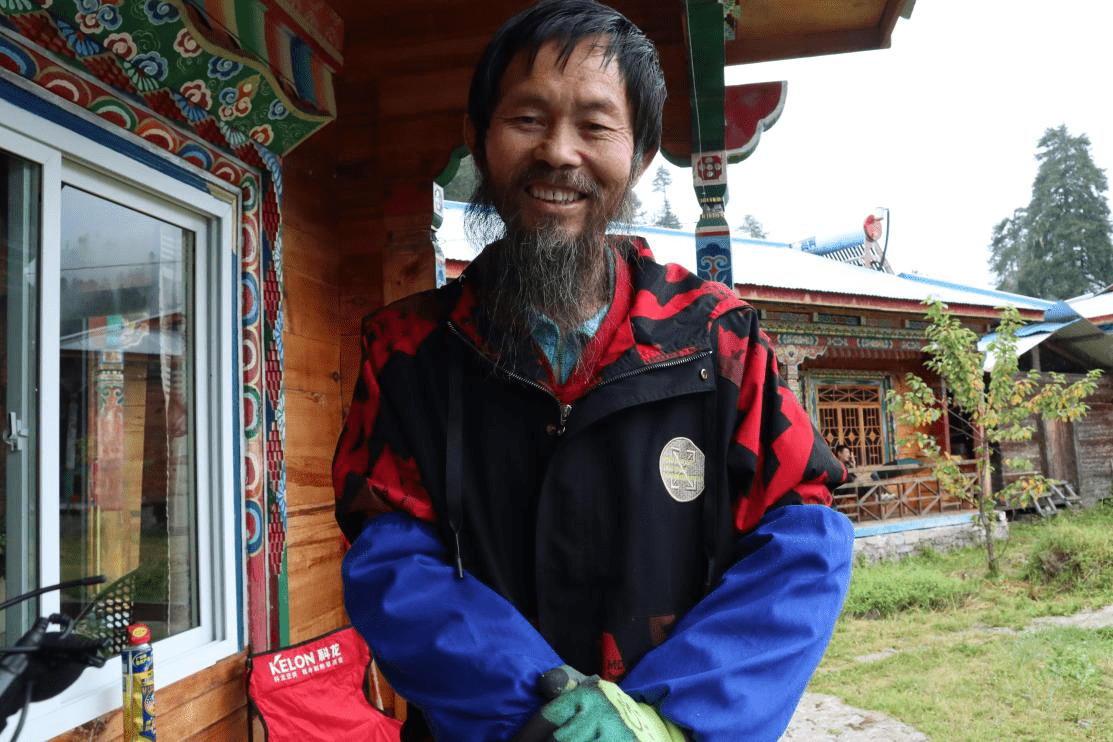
[530, 186, 582, 203]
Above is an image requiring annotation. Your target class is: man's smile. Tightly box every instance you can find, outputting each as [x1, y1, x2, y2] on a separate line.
[526, 184, 588, 205]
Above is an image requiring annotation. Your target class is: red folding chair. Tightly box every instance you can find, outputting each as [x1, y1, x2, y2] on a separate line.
[247, 625, 403, 741]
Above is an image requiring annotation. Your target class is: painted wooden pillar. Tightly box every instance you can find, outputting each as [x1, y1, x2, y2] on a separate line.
[678, 3, 786, 286]
[432, 182, 447, 288]
[775, 341, 827, 401]
[685, 0, 732, 285]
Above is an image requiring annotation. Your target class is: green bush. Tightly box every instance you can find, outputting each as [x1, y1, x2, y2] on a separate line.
[843, 562, 973, 618]
[1025, 510, 1113, 592]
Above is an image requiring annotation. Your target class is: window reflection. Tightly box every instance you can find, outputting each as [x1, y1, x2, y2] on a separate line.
[59, 185, 197, 644]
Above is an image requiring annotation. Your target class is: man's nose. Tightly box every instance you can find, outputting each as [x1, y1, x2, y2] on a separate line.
[534, 122, 582, 169]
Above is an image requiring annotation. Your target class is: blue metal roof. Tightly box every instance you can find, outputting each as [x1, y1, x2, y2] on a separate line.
[1044, 300, 1082, 323]
[1015, 321, 1070, 337]
[439, 201, 1053, 312]
[895, 273, 1054, 311]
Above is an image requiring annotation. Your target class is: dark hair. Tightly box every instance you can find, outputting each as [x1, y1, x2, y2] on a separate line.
[466, 0, 665, 166]
[834, 444, 850, 454]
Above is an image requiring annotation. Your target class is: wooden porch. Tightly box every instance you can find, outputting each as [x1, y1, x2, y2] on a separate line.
[833, 460, 977, 523]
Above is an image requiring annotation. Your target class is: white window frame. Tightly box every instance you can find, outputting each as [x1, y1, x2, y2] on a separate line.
[1, 94, 241, 741]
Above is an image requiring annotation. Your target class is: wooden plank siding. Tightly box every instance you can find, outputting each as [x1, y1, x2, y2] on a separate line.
[998, 375, 1113, 507]
[1065, 376, 1113, 505]
[279, 120, 350, 642]
[47, 654, 248, 742]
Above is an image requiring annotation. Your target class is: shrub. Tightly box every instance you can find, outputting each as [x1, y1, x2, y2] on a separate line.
[1025, 513, 1113, 592]
[842, 562, 972, 618]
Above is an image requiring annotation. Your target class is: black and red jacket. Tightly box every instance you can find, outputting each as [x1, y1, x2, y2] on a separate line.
[335, 237, 853, 742]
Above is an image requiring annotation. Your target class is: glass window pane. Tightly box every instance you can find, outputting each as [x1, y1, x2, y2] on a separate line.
[1, 150, 41, 645]
[59, 185, 197, 647]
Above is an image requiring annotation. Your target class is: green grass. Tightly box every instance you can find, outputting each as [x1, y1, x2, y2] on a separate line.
[811, 504, 1113, 741]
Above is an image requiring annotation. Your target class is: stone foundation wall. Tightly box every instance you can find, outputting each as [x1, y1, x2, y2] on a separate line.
[853, 512, 1008, 564]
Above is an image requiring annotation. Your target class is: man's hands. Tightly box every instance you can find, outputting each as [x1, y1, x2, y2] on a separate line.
[512, 665, 688, 742]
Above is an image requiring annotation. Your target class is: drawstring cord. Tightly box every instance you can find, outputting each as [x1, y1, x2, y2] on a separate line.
[702, 362, 721, 593]
[447, 344, 465, 579]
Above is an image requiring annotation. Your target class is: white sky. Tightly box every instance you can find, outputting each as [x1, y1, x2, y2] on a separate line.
[633, 0, 1113, 291]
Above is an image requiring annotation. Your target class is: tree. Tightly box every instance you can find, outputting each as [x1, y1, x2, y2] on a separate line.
[988, 207, 1028, 293]
[736, 214, 767, 239]
[989, 125, 1113, 299]
[887, 299, 1101, 575]
[628, 190, 649, 226]
[651, 164, 682, 229]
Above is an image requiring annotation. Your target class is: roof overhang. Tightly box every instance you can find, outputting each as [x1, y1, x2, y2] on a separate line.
[979, 317, 1113, 372]
[338, 0, 916, 170]
[724, 0, 914, 66]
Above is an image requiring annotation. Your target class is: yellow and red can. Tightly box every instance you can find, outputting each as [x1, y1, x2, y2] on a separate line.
[121, 623, 156, 741]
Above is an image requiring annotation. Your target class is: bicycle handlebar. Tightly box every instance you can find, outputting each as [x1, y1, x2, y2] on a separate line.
[0, 578, 112, 737]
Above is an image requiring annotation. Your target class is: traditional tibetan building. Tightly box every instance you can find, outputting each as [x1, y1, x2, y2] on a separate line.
[442, 202, 1113, 519]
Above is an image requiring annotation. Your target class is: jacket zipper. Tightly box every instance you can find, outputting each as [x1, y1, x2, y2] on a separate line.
[448, 320, 711, 436]
[448, 321, 568, 431]
[596, 350, 712, 389]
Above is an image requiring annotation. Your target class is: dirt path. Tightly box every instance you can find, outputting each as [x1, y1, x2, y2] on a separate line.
[779, 602, 1113, 740]
[781, 693, 929, 741]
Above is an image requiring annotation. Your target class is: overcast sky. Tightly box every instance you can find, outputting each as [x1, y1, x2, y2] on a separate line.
[633, 0, 1113, 291]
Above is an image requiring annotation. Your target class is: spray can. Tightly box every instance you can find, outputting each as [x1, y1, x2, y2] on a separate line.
[121, 622, 156, 741]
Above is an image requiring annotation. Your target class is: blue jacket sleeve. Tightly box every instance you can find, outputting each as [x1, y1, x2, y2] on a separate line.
[619, 504, 853, 742]
[343, 511, 563, 741]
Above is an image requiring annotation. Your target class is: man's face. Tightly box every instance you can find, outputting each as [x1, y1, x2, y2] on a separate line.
[477, 37, 645, 238]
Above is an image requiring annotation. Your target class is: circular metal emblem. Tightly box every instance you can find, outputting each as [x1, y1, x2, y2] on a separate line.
[659, 437, 706, 503]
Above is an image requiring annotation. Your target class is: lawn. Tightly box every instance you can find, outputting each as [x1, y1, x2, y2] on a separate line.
[810, 503, 1113, 741]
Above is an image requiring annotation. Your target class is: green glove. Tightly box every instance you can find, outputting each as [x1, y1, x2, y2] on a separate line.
[513, 666, 688, 742]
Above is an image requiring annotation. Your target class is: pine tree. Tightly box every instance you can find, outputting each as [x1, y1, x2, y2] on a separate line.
[628, 190, 649, 225]
[655, 197, 682, 229]
[651, 164, 683, 229]
[989, 125, 1113, 299]
[988, 207, 1027, 294]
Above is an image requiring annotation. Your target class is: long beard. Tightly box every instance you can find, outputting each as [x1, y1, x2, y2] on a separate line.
[465, 163, 636, 368]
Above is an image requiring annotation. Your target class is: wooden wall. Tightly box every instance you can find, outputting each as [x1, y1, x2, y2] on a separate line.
[48, 654, 248, 741]
[1073, 377, 1113, 504]
[280, 121, 350, 641]
[1000, 374, 1113, 506]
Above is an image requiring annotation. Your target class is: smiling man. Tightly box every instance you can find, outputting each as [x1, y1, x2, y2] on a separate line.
[333, 2, 854, 741]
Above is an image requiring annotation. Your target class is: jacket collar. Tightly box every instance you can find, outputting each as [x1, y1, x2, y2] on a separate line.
[447, 235, 737, 397]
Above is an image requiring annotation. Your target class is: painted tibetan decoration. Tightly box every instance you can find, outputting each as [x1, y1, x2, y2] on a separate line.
[724, 81, 786, 162]
[0, 0, 340, 155]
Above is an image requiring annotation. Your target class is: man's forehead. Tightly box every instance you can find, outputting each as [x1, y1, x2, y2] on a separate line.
[498, 37, 628, 104]
[507, 36, 620, 80]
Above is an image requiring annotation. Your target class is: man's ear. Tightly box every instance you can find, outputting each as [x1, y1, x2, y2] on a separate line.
[464, 117, 483, 170]
[632, 147, 657, 184]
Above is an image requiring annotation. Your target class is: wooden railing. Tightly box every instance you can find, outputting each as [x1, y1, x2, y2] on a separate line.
[833, 459, 978, 522]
